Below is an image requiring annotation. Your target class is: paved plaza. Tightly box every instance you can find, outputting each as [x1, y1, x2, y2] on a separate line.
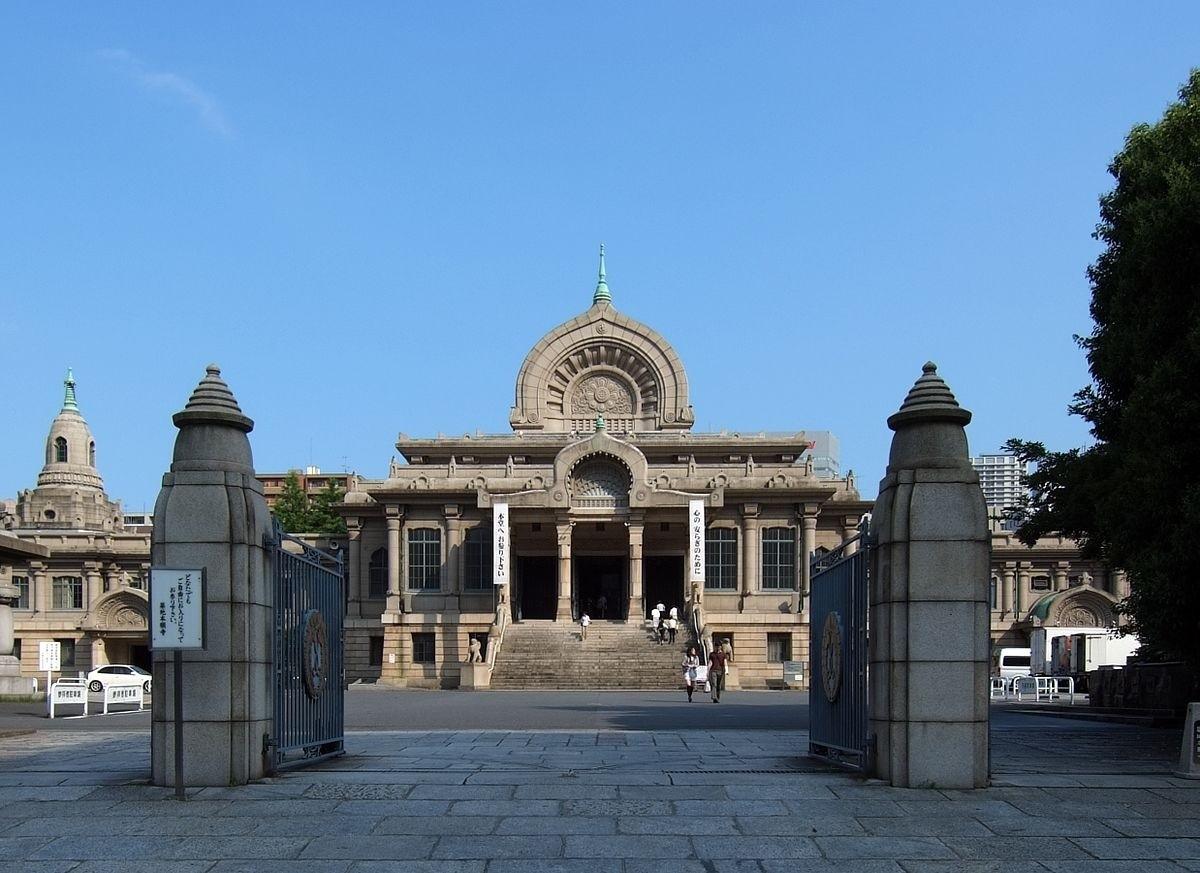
[0, 691, 1198, 871]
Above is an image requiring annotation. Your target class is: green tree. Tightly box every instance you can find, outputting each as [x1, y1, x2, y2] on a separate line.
[309, 480, 348, 534]
[272, 471, 312, 533]
[1006, 70, 1200, 665]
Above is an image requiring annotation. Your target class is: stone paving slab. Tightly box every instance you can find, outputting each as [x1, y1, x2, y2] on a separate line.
[0, 727, 1198, 870]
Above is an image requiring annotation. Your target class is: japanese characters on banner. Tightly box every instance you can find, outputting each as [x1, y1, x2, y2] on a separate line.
[493, 502, 509, 586]
[150, 568, 206, 650]
[689, 498, 705, 583]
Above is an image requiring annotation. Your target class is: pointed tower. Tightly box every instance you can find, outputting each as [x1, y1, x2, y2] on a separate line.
[17, 370, 122, 530]
[592, 243, 612, 306]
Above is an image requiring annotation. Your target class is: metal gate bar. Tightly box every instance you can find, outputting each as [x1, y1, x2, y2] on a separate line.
[268, 524, 345, 770]
[808, 519, 870, 770]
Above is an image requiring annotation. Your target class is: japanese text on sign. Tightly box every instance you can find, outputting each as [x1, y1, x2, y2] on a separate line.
[493, 502, 509, 586]
[150, 568, 206, 650]
[689, 499, 705, 583]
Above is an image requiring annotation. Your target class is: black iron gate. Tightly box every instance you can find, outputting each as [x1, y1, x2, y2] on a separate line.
[267, 523, 345, 770]
[808, 517, 871, 770]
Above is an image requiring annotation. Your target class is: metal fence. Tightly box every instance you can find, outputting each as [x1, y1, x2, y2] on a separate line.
[808, 518, 871, 770]
[267, 524, 345, 770]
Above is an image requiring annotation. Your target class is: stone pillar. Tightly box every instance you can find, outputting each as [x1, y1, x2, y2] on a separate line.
[91, 638, 106, 669]
[0, 578, 21, 693]
[628, 517, 644, 621]
[32, 564, 48, 614]
[869, 362, 989, 789]
[556, 519, 572, 621]
[385, 507, 402, 614]
[150, 364, 274, 787]
[83, 563, 102, 610]
[740, 504, 759, 606]
[799, 504, 819, 614]
[346, 517, 362, 619]
[1001, 563, 1017, 618]
[1053, 561, 1070, 592]
[842, 516, 860, 556]
[1016, 562, 1032, 619]
[445, 507, 463, 606]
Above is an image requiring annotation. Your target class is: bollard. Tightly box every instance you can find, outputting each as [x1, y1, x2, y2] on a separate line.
[1178, 702, 1200, 780]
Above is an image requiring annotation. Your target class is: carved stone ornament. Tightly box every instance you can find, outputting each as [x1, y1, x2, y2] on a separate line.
[1061, 605, 1100, 627]
[570, 375, 633, 416]
[820, 611, 843, 703]
[302, 609, 330, 700]
[568, 458, 631, 506]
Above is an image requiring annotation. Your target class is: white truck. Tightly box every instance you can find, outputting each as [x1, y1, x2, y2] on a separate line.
[1030, 626, 1107, 676]
[1031, 626, 1139, 683]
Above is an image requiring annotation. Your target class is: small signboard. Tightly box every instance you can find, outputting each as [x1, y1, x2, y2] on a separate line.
[688, 499, 705, 583]
[49, 681, 88, 718]
[103, 684, 145, 715]
[783, 660, 806, 687]
[150, 568, 207, 650]
[493, 502, 509, 586]
[38, 640, 61, 672]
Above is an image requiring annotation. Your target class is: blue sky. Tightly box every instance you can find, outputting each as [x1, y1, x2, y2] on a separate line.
[2, 5, 1198, 511]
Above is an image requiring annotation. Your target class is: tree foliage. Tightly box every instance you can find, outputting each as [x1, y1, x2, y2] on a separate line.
[1006, 70, 1200, 665]
[271, 471, 348, 534]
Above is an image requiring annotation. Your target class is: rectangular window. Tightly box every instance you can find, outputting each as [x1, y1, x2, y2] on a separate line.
[407, 529, 442, 591]
[368, 636, 384, 667]
[12, 638, 20, 661]
[411, 632, 436, 664]
[368, 548, 387, 599]
[761, 528, 796, 590]
[57, 638, 76, 668]
[129, 572, 146, 590]
[705, 528, 738, 590]
[990, 576, 999, 610]
[767, 633, 791, 663]
[1031, 575, 1051, 591]
[52, 576, 83, 610]
[14, 576, 30, 609]
[463, 526, 493, 591]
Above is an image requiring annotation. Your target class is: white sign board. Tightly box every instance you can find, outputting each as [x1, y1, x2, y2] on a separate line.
[688, 499, 705, 583]
[49, 681, 88, 718]
[103, 684, 145, 714]
[493, 502, 509, 586]
[150, 568, 206, 650]
[38, 640, 61, 672]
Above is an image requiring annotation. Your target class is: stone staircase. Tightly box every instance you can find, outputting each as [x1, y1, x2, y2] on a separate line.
[489, 620, 693, 690]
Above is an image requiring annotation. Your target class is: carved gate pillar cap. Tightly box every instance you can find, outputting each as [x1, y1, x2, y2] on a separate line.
[172, 364, 254, 433]
[887, 362, 971, 431]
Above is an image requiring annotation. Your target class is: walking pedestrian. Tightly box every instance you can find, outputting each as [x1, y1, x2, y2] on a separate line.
[580, 612, 590, 641]
[667, 615, 677, 644]
[656, 614, 666, 645]
[669, 604, 679, 621]
[682, 646, 700, 702]
[650, 605, 661, 628]
[708, 643, 728, 703]
[597, 594, 607, 620]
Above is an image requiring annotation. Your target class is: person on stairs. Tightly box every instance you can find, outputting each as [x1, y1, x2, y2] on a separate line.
[580, 611, 590, 641]
[682, 646, 701, 702]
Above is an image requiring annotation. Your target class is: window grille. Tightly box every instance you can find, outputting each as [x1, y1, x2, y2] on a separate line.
[411, 632, 436, 663]
[463, 527, 493, 591]
[407, 529, 442, 591]
[761, 527, 797, 590]
[52, 576, 83, 610]
[705, 528, 738, 590]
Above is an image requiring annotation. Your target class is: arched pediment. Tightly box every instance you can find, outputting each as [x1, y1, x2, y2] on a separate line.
[1029, 584, 1118, 629]
[83, 588, 149, 633]
[510, 302, 694, 434]
[550, 431, 651, 510]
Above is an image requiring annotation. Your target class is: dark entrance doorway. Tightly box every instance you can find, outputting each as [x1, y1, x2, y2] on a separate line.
[129, 644, 151, 672]
[516, 555, 557, 620]
[643, 555, 684, 618]
[574, 555, 626, 620]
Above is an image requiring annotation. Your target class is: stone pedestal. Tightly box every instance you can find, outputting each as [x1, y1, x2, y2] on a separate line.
[723, 663, 740, 690]
[150, 365, 274, 787]
[459, 662, 492, 690]
[869, 363, 990, 789]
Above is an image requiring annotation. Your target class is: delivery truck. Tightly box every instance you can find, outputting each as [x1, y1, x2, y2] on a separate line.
[1030, 626, 1103, 676]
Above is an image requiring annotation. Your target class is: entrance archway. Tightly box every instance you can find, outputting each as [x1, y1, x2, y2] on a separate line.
[644, 555, 684, 618]
[515, 555, 557, 620]
[575, 555, 626, 620]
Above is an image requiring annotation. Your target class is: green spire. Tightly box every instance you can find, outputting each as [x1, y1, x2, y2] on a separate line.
[62, 368, 78, 411]
[592, 243, 611, 306]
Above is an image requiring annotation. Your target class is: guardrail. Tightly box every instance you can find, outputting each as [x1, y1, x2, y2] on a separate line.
[990, 675, 1077, 704]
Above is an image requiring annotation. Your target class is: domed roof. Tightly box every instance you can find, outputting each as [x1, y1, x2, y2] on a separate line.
[509, 249, 694, 434]
[37, 368, 104, 491]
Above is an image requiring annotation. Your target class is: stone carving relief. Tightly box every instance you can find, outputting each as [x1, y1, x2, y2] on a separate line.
[568, 458, 631, 507]
[1061, 605, 1101, 627]
[570, 375, 634, 417]
[92, 592, 148, 631]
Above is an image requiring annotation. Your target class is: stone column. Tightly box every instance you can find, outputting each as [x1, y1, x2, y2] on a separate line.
[91, 638, 106, 669]
[445, 507, 463, 608]
[385, 507, 403, 614]
[842, 516, 860, 556]
[150, 364, 274, 787]
[1053, 561, 1070, 592]
[627, 517, 644, 621]
[869, 362, 989, 789]
[1016, 562, 1032, 619]
[32, 564, 48, 614]
[740, 504, 759, 606]
[83, 563, 102, 610]
[1001, 563, 1017, 618]
[799, 504, 819, 614]
[346, 517, 362, 618]
[556, 519, 572, 621]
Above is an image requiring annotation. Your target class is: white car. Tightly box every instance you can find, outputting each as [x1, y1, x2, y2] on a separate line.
[87, 664, 152, 695]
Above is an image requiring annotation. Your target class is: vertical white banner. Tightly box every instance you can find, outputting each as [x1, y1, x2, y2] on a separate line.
[493, 502, 509, 586]
[689, 498, 705, 583]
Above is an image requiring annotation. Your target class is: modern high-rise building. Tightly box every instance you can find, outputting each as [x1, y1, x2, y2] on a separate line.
[805, 431, 841, 479]
[970, 453, 1027, 510]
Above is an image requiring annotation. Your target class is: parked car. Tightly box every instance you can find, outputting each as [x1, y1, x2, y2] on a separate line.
[86, 665, 151, 694]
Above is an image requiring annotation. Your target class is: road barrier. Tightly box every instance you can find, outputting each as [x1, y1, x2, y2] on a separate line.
[102, 685, 145, 715]
[47, 679, 88, 718]
[1013, 675, 1076, 704]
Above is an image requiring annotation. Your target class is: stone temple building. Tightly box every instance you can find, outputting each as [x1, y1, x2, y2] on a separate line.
[0, 371, 152, 676]
[337, 253, 873, 688]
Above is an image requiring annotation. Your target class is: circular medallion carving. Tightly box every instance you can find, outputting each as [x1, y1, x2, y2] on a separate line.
[1061, 605, 1100, 627]
[820, 612, 843, 703]
[595, 323, 607, 334]
[302, 609, 330, 700]
[635, 490, 646, 501]
[553, 491, 564, 501]
[571, 375, 633, 416]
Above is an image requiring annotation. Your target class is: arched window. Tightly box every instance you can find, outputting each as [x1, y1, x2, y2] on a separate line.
[368, 547, 387, 599]
[54, 436, 68, 463]
[463, 526, 493, 591]
[89, 441, 96, 466]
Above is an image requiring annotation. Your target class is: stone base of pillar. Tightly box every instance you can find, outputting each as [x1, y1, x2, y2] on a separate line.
[724, 664, 740, 690]
[459, 662, 491, 690]
[556, 598, 573, 622]
[0, 655, 32, 697]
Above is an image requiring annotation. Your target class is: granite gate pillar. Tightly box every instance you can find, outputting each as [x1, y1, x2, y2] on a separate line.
[150, 365, 274, 787]
[869, 362, 990, 789]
